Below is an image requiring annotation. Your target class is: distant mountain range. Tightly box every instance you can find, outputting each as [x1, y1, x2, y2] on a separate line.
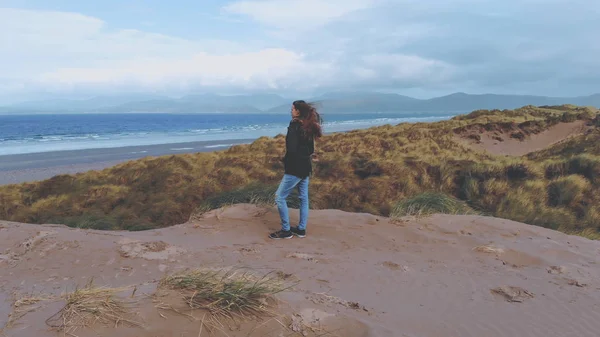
[1, 92, 599, 115]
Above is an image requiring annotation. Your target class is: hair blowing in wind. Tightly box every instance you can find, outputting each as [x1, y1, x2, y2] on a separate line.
[292, 100, 323, 139]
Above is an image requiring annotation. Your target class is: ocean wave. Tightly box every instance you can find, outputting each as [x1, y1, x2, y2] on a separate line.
[189, 128, 224, 133]
[170, 147, 195, 151]
[324, 116, 453, 126]
[204, 143, 236, 149]
[1, 116, 447, 146]
[188, 124, 272, 134]
[3, 133, 109, 144]
[0, 113, 455, 155]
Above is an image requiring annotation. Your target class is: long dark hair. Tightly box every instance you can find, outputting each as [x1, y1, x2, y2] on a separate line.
[293, 100, 323, 139]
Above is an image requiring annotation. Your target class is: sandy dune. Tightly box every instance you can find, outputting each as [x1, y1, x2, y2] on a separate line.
[458, 120, 589, 156]
[1, 204, 599, 337]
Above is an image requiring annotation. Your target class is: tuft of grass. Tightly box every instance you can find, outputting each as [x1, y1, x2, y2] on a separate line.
[199, 183, 280, 209]
[528, 130, 600, 159]
[391, 192, 478, 218]
[45, 280, 142, 334]
[578, 228, 600, 240]
[160, 268, 292, 321]
[547, 175, 590, 207]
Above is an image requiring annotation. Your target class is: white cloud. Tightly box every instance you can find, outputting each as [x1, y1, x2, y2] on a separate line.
[2, 0, 599, 100]
[361, 54, 455, 83]
[1, 8, 104, 40]
[36, 49, 335, 91]
[2, 5, 442, 96]
[223, 0, 377, 29]
[0, 8, 239, 67]
[0, 7, 331, 93]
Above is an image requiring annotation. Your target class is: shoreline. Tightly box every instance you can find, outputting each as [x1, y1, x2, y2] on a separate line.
[0, 114, 456, 186]
[0, 139, 254, 186]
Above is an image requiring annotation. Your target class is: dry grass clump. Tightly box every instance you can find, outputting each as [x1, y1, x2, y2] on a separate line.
[191, 183, 301, 218]
[0, 105, 599, 239]
[45, 281, 142, 334]
[547, 175, 590, 207]
[391, 192, 478, 218]
[160, 268, 292, 321]
[578, 228, 600, 240]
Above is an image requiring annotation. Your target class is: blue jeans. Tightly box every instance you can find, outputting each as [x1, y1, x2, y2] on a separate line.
[275, 174, 309, 232]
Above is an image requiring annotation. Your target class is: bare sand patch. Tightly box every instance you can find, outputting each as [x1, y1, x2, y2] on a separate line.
[457, 120, 589, 156]
[1, 205, 600, 337]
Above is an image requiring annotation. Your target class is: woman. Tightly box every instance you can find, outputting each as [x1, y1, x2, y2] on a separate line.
[269, 100, 323, 240]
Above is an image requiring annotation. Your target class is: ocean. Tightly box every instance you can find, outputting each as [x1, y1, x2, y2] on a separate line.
[0, 112, 455, 156]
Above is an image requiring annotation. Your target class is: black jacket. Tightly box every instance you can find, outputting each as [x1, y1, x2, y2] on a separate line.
[283, 120, 315, 178]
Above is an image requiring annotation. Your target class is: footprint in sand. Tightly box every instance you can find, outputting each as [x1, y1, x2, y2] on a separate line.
[491, 286, 534, 303]
[238, 247, 261, 255]
[290, 308, 335, 333]
[382, 261, 401, 270]
[473, 244, 505, 255]
[566, 279, 587, 287]
[142, 241, 168, 252]
[473, 244, 543, 268]
[286, 252, 321, 263]
[2, 231, 57, 266]
[381, 261, 410, 272]
[118, 239, 184, 260]
[310, 293, 369, 312]
[290, 308, 372, 337]
[547, 266, 566, 274]
[20, 230, 56, 249]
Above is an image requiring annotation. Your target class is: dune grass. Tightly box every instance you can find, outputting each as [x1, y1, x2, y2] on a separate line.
[0, 105, 599, 238]
[391, 192, 478, 218]
[160, 268, 291, 322]
[45, 280, 142, 334]
[192, 182, 301, 215]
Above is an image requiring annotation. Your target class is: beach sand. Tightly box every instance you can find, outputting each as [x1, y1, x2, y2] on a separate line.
[0, 139, 253, 185]
[1, 204, 599, 337]
[0, 161, 125, 186]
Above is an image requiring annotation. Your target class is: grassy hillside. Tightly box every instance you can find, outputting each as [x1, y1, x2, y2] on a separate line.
[0, 105, 599, 238]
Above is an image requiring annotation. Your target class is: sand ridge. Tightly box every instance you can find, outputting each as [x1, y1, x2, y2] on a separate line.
[1, 204, 600, 336]
[457, 120, 590, 156]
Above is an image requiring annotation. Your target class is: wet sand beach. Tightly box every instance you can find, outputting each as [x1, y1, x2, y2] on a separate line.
[0, 139, 253, 185]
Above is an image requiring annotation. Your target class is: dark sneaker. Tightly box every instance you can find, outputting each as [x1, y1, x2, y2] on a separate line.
[290, 227, 306, 238]
[269, 230, 293, 240]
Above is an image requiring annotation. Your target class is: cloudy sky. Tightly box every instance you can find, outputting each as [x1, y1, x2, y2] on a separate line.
[1, 0, 598, 103]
